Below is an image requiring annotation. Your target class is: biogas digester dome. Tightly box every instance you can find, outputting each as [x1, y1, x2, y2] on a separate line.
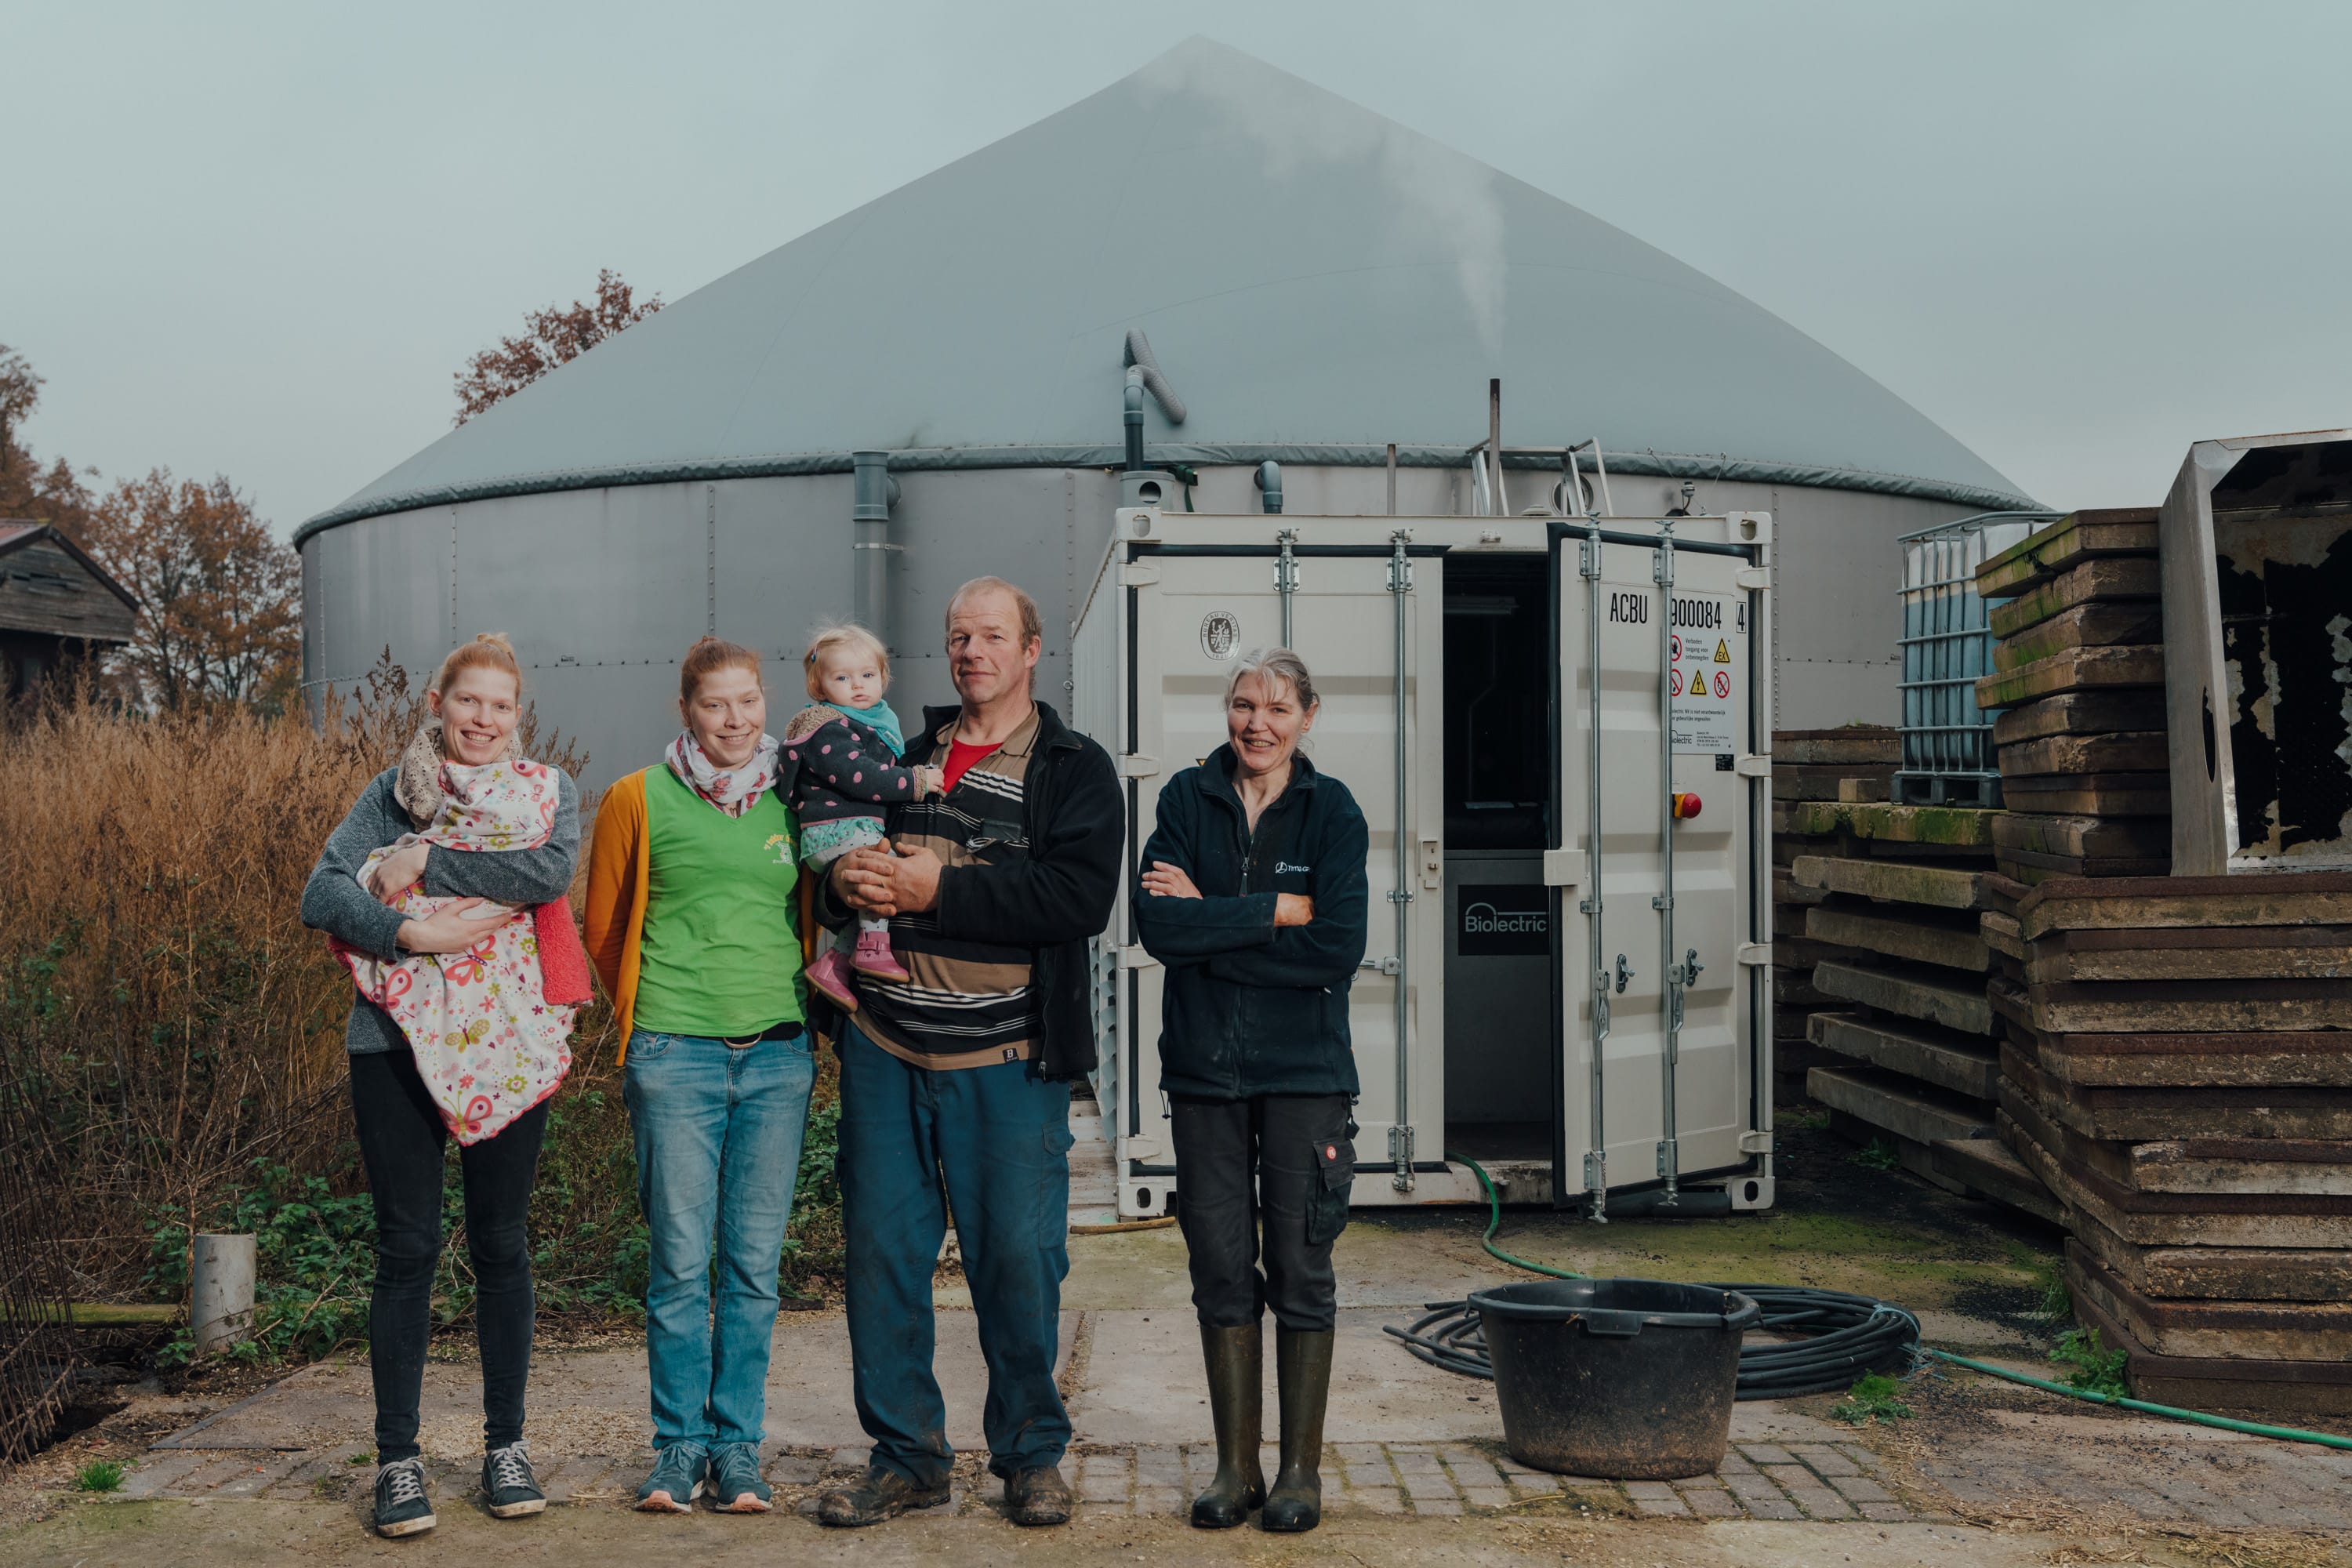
[299, 40, 2032, 783]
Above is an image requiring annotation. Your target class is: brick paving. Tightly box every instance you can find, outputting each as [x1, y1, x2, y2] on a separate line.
[109, 1432, 2352, 1531]
[115, 1439, 1947, 1522]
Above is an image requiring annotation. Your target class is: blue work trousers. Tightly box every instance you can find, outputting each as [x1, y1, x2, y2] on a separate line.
[624, 1028, 815, 1451]
[837, 1022, 1073, 1486]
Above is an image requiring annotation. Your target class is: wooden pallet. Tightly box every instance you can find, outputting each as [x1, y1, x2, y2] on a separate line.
[1996, 731, 2169, 778]
[1973, 509, 2159, 598]
[2026, 924, 2352, 985]
[2005, 1032, 2352, 1136]
[2016, 873, 2352, 938]
[1813, 956, 1995, 1034]
[1975, 645, 2165, 710]
[2065, 1240, 2352, 1362]
[2070, 1206, 2352, 1303]
[1987, 557, 2162, 641]
[1806, 900, 1992, 972]
[1991, 602, 2165, 673]
[2067, 1272, 2352, 1415]
[1930, 1136, 2063, 1225]
[2001, 1105, 2352, 1249]
[1998, 774, 2172, 817]
[1809, 1011, 1999, 1100]
[1991, 690, 2170, 747]
[1790, 855, 1997, 910]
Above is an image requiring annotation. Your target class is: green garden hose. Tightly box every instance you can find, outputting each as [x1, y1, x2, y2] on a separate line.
[1443, 1151, 2352, 1452]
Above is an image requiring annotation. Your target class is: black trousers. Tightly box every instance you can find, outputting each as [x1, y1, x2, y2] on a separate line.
[1170, 1093, 1354, 1334]
[349, 1045, 549, 1463]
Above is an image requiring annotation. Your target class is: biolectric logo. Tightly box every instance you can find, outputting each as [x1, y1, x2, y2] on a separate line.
[1462, 902, 1546, 935]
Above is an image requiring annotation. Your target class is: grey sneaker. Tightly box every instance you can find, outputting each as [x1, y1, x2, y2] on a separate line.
[372, 1457, 436, 1537]
[635, 1443, 707, 1513]
[481, 1440, 546, 1518]
[707, 1442, 772, 1512]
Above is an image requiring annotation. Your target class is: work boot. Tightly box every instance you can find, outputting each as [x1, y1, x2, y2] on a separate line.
[815, 1465, 950, 1527]
[1004, 1464, 1073, 1526]
[1189, 1322, 1266, 1528]
[1260, 1327, 1334, 1533]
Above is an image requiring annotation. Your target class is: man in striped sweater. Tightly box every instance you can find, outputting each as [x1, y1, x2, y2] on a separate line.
[814, 577, 1123, 1530]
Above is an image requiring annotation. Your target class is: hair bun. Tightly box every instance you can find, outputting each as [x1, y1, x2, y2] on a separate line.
[473, 631, 515, 654]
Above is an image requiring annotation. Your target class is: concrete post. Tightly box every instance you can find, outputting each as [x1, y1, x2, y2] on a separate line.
[191, 1233, 256, 1354]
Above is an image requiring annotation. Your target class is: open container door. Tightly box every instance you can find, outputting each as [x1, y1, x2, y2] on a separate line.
[1113, 523, 1446, 1215]
[1551, 517, 1773, 1215]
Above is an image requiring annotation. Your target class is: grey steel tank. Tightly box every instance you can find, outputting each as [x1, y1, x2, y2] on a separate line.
[296, 38, 2036, 784]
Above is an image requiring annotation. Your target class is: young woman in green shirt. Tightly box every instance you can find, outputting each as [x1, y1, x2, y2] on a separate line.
[585, 636, 813, 1515]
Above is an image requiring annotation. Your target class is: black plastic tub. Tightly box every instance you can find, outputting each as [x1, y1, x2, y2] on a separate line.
[1468, 1277, 1760, 1479]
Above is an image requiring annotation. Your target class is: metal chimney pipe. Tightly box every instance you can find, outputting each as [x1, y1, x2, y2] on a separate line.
[851, 451, 895, 647]
[1488, 378, 1508, 516]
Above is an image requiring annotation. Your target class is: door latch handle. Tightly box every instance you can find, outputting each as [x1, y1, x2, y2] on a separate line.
[1613, 954, 1635, 993]
[1684, 947, 1704, 986]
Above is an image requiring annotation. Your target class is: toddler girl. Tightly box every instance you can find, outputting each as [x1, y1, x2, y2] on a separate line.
[780, 623, 942, 1010]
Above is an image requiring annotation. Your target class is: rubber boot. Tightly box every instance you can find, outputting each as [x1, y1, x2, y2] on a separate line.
[1260, 1327, 1334, 1532]
[1189, 1323, 1265, 1528]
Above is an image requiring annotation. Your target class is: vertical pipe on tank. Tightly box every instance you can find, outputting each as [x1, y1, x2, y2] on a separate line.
[1386, 442, 1398, 517]
[1653, 524, 1682, 1204]
[851, 452, 894, 648]
[1123, 369, 1147, 473]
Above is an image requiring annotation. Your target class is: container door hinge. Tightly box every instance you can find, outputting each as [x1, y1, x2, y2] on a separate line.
[1116, 945, 1161, 971]
[1735, 565, 1771, 592]
[1734, 754, 1771, 779]
[1541, 848, 1580, 887]
[1116, 753, 1160, 779]
[1739, 1129, 1773, 1154]
[1118, 561, 1162, 587]
[1737, 942, 1773, 967]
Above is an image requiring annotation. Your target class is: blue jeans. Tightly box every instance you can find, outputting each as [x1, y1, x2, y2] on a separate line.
[624, 1029, 815, 1450]
[837, 1022, 1073, 1486]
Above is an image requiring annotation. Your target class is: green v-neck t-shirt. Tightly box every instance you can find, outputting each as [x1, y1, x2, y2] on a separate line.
[630, 764, 806, 1039]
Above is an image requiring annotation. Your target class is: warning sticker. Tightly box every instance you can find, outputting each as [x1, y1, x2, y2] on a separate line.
[1668, 593, 1743, 753]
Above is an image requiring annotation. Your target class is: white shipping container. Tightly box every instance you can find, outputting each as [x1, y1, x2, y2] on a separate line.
[1072, 507, 1775, 1217]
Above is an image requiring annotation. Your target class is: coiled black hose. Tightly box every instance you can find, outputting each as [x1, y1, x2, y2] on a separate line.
[1383, 1284, 1920, 1400]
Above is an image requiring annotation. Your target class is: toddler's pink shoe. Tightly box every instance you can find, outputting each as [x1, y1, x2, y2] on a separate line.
[804, 946, 859, 1011]
[852, 926, 913, 982]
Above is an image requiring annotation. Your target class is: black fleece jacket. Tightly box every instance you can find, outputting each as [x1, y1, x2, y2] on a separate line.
[815, 699, 1122, 1081]
[1135, 746, 1370, 1100]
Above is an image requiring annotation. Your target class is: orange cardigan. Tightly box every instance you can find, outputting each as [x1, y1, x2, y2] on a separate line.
[583, 767, 817, 1062]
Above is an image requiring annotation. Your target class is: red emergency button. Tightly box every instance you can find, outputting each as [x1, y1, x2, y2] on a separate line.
[1672, 792, 1703, 820]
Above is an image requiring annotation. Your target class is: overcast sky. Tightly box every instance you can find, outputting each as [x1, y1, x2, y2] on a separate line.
[7, 1, 2346, 534]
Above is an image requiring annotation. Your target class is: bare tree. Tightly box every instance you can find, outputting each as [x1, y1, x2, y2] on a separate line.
[85, 470, 300, 711]
[452, 268, 662, 425]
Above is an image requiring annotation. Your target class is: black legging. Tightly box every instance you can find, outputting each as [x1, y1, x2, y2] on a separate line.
[1170, 1093, 1353, 1333]
[350, 1044, 548, 1463]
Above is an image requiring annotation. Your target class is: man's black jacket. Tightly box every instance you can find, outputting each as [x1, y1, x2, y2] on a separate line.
[1134, 745, 1370, 1100]
[814, 699, 1123, 1082]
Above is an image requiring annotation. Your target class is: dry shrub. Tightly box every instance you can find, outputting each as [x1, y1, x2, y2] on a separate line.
[0, 655, 597, 1298]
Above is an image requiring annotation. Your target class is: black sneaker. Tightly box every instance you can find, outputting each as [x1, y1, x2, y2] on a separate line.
[373, 1457, 436, 1537]
[482, 1441, 546, 1518]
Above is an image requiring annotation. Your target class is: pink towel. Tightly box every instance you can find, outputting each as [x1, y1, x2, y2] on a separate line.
[534, 901, 595, 1007]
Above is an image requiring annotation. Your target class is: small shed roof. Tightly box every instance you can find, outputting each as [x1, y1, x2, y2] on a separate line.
[0, 521, 141, 641]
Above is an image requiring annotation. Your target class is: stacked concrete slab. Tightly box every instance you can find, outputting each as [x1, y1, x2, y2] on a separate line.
[1972, 510, 2169, 884]
[1786, 800, 2060, 1221]
[1994, 876, 2352, 1414]
[1769, 730, 1895, 1104]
